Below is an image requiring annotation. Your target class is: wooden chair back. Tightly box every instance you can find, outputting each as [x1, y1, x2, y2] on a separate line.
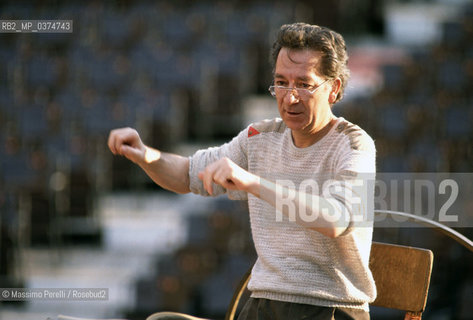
[369, 242, 433, 319]
[225, 241, 434, 320]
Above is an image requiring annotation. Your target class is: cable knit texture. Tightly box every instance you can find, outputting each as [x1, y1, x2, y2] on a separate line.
[189, 117, 377, 311]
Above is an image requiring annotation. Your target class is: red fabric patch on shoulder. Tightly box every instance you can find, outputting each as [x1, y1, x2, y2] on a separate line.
[248, 126, 260, 137]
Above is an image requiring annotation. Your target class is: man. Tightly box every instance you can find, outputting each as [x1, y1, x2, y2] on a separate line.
[108, 23, 376, 319]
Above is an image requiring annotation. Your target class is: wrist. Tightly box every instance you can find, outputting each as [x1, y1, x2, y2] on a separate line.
[143, 146, 161, 164]
[246, 174, 264, 198]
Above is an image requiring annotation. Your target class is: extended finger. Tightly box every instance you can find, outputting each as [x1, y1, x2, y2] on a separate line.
[108, 130, 119, 155]
[114, 134, 124, 156]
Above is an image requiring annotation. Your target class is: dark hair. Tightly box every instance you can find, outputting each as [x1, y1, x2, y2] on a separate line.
[270, 22, 350, 104]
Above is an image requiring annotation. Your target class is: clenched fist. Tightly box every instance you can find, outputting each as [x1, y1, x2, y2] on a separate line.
[198, 157, 259, 196]
[108, 127, 147, 165]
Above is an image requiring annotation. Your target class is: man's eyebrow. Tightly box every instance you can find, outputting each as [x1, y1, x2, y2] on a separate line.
[274, 73, 314, 82]
[296, 76, 313, 82]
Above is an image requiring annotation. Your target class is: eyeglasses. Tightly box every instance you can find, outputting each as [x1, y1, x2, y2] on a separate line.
[268, 79, 330, 100]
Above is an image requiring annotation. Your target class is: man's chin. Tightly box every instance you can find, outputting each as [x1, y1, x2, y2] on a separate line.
[283, 119, 306, 132]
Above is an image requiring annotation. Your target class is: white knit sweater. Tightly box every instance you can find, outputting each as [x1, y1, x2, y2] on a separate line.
[189, 117, 377, 310]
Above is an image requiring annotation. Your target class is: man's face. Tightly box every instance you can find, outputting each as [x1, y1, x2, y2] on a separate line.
[274, 48, 336, 135]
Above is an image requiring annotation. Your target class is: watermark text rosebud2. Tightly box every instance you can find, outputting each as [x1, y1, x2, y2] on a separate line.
[374, 177, 459, 223]
[274, 178, 369, 226]
[270, 173, 472, 227]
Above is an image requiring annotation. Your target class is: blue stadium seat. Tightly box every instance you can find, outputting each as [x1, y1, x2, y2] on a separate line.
[100, 11, 131, 48]
[223, 13, 252, 45]
[130, 43, 156, 72]
[0, 87, 13, 113]
[408, 139, 443, 171]
[437, 59, 467, 91]
[378, 103, 408, 139]
[19, 104, 48, 141]
[194, 41, 242, 75]
[82, 95, 114, 135]
[1, 150, 36, 190]
[109, 97, 138, 129]
[26, 54, 58, 88]
[444, 105, 471, 139]
[442, 21, 466, 48]
[161, 12, 193, 46]
[120, 88, 159, 124]
[0, 3, 33, 18]
[379, 154, 409, 172]
[0, 48, 14, 88]
[200, 254, 253, 315]
[382, 64, 404, 91]
[55, 87, 83, 122]
[185, 215, 211, 246]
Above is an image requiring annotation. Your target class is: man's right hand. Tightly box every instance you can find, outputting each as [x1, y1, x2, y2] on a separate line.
[108, 127, 147, 165]
[107, 127, 189, 194]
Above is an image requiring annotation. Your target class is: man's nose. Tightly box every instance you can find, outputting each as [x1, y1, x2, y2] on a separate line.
[283, 89, 300, 104]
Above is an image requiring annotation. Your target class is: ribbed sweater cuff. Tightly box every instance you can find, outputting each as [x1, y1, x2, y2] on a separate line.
[250, 291, 370, 312]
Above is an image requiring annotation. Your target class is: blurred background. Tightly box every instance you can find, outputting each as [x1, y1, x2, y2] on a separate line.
[1, 0, 473, 319]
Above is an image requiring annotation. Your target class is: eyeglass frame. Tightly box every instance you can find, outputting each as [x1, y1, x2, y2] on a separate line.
[268, 79, 331, 99]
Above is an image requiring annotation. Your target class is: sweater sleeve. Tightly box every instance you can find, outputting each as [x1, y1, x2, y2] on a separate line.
[329, 131, 376, 235]
[188, 127, 249, 200]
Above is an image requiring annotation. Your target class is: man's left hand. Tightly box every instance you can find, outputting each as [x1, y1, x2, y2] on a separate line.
[198, 157, 259, 196]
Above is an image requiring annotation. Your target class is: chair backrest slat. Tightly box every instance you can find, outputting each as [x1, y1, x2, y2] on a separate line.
[369, 242, 433, 312]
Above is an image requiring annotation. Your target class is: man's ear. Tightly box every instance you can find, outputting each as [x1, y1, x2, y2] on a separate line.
[329, 78, 342, 104]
